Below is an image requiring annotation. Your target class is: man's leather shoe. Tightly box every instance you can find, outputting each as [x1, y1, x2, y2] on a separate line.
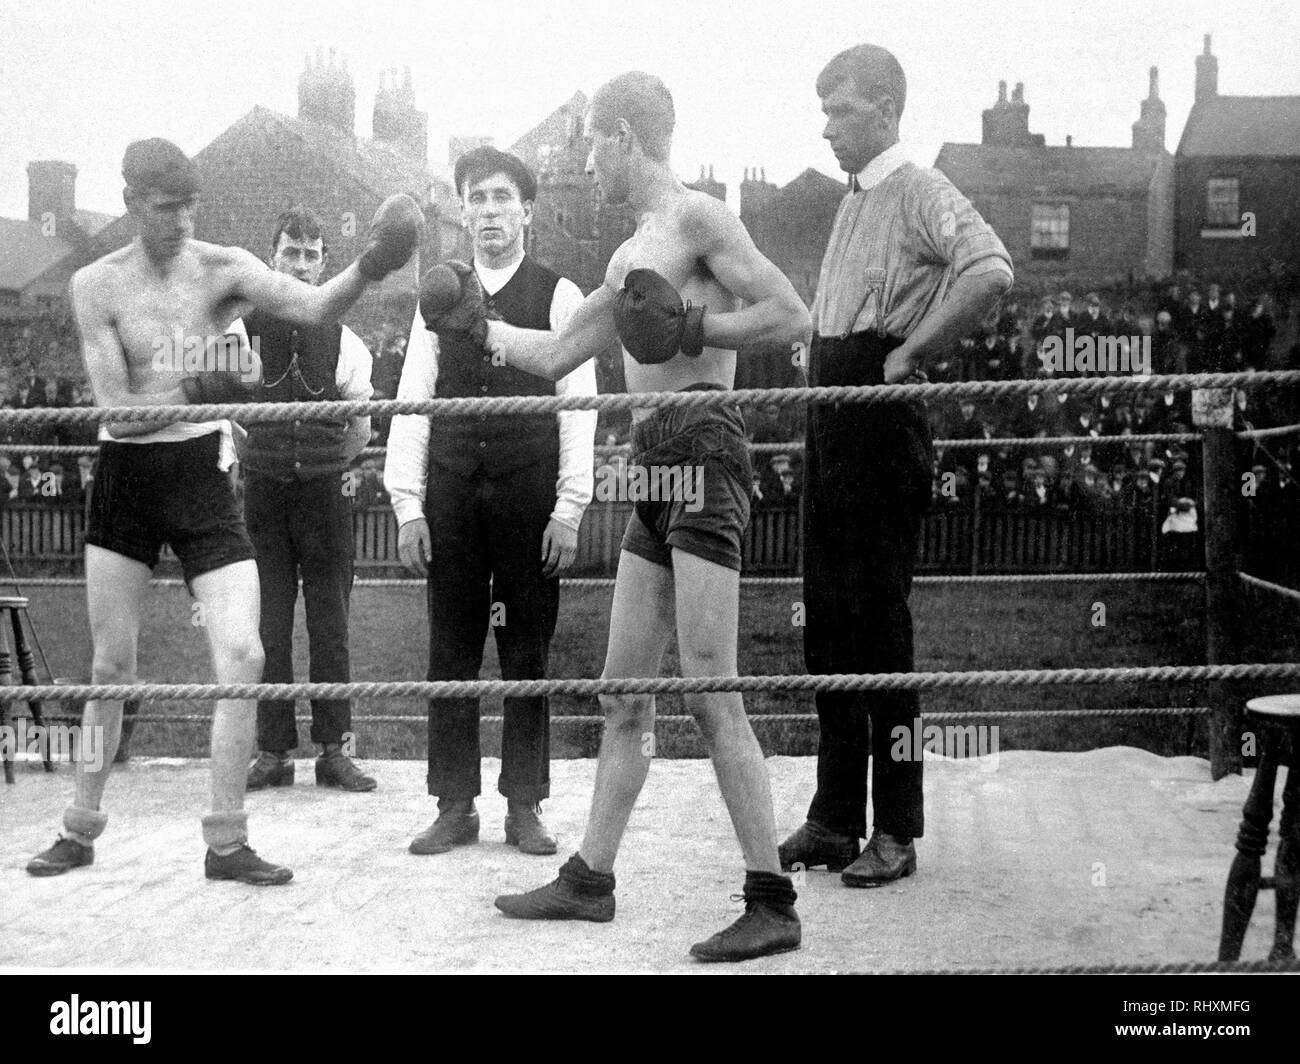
[778, 820, 860, 872]
[505, 802, 558, 855]
[205, 844, 293, 885]
[246, 752, 293, 791]
[27, 837, 93, 877]
[494, 855, 615, 922]
[840, 828, 917, 888]
[689, 902, 801, 962]
[409, 799, 479, 855]
[315, 751, 377, 792]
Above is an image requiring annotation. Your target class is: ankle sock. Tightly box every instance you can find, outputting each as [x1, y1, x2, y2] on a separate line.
[743, 870, 797, 909]
[202, 811, 249, 855]
[62, 806, 108, 847]
[559, 853, 615, 896]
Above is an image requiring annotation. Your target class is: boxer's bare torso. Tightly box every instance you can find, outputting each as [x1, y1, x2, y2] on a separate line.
[486, 171, 805, 409]
[74, 240, 256, 411]
[605, 189, 739, 415]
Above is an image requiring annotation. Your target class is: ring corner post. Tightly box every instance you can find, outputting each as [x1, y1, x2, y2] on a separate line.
[1195, 387, 1242, 780]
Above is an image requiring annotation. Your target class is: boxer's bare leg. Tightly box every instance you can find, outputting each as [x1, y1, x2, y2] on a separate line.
[577, 550, 676, 873]
[74, 545, 151, 810]
[671, 549, 780, 874]
[190, 559, 264, 814]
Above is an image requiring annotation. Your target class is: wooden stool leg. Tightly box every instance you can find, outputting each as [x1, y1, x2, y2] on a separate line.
[1219, 745, 1279, 961]
[1271, 749, 1300, 961]
[11, 608, 52, 772]
[0, 611, 13, 785]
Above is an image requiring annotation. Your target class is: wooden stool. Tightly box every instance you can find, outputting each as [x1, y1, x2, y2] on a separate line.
[0, 595, 54, 784]
[1218, 694, 1300, 961]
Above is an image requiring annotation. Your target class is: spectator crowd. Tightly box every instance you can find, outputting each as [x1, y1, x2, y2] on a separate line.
[3, 282, 1298, 573]
[919, 281, 1295, 565]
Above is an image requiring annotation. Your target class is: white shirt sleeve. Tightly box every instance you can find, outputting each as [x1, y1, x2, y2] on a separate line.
[383, 307, 439, 527]
[549, 277, 597, 532]
[336, 326, 375, 400]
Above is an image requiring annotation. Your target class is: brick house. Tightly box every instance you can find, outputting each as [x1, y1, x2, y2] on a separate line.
[934, 74, 1174, 289]
[0, 162, 113, 313]
[24, 52, 461, 342]
[1173, 35, 1300, 280]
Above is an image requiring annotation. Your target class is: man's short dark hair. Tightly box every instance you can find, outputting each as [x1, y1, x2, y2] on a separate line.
[453, 147, 537, 202]
[816, 44, 907, 119]
[589, 72, 675, 163]
[269, 205, 327, 257]
[122, 138, 200, 197]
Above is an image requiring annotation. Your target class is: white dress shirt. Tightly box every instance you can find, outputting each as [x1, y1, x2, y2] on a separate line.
[812, 142, 1014, 339]
[385, 256, 598, 531]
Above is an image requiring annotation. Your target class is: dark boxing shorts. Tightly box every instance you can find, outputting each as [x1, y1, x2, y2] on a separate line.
[619, 384, 752, 572]
[85, 430, 255, 582]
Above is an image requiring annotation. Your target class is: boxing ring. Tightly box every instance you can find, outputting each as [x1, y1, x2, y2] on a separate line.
[3, 370, 1300, 972]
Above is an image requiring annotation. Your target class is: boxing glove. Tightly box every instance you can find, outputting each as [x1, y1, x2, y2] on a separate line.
[613, 268, 706, 365]
[357, 193, 425, 282]
[419, 261, 497, 347]
[180, 372, 258, 406]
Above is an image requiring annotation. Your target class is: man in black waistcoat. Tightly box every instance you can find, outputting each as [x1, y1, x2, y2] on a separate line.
[239, 206, 377, 793]
[386, 148, 596, 855]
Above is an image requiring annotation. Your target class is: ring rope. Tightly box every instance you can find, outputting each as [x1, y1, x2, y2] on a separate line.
[10, 572, 1206, 589]
[0, 430, 1208, 457]
[31, 706, 1213, 726]
[1238, 571, 1300, 605]
[5, 662, 1296, 702]
[1237, 422, 1300, 441]
[885, 958, 1300, 975]
[1, 370, 1297, 425]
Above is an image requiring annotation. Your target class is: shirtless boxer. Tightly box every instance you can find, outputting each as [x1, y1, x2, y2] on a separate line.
[26, 138, 420, 883]
[420, 73, 810, 961]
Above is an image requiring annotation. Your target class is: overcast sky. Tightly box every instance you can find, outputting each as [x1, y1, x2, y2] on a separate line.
[1, 0, 1297, 220]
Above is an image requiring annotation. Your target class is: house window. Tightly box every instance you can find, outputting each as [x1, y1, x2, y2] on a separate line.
[1205, 177, 1240, 228]
[1030, 204, 1069, 260]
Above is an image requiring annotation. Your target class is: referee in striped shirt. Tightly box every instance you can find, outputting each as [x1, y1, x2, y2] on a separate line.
[779, 44, 1013, 887]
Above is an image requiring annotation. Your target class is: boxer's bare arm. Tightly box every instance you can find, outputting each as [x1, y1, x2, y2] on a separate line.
[222, 247, 369, 327]
[71, 267, 184, 439]
[687, 196, 810, 350]
[486, 284, 621, 381]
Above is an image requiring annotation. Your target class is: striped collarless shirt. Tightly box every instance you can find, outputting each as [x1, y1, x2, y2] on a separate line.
[811, 142, 1013, 340]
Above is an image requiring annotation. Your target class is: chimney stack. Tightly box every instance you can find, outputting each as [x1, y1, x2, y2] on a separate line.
[1195, 33, 1219, 104]
[27, 160, 77, 231]
[1132, 64, 1167, 151]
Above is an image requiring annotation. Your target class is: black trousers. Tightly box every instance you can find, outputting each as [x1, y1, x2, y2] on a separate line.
[244, 470, 355, 751]
[424, 456, 559, 802]
[803, 332, 932, 839]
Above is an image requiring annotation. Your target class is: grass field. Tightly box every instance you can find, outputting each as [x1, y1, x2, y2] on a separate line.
[17, 573, 1300, 760]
